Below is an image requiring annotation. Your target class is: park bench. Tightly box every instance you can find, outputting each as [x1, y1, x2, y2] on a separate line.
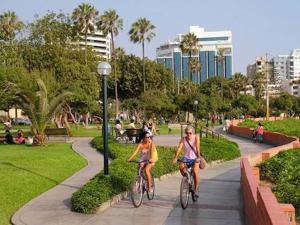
[167, 123, 182, 134]
[0, 136, 5, 143]
[45, 128, 69, 142]
[125, 129, 142, 144]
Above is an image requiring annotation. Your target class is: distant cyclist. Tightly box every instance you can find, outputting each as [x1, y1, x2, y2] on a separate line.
[172, 126, 200, 197]
[128, 131, 158, 191]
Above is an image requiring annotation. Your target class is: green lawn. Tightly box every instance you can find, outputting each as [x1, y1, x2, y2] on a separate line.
[0, 144, 86, 225]
[239, 118, 300, 138]
[259, 149, 300, 221]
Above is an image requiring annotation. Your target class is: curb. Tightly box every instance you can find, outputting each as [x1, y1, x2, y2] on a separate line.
[95, 171, 181, 214]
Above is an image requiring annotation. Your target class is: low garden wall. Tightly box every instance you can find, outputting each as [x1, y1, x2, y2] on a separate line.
[230, 118, 298, 225]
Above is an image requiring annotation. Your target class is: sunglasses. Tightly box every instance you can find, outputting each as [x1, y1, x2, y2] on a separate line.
[145, 136, 150, 139]
[186, 132, 193, 135]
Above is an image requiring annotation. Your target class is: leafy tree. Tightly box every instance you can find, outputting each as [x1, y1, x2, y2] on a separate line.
[98, 9, 123, 117]
[180, 32, 200, 88]
[129, 17, 155, 92]
[72, 3, 98, 64]
[115, 54, 173, 99]
[272, 92, 296, 116]
[139, 90, 176, 119]
[232, 94, 258, 116]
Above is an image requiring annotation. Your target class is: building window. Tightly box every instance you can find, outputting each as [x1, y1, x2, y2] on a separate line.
[293, 92, 298, 95]
[293, 86, 298, 89]
[198, 37, 229, 42]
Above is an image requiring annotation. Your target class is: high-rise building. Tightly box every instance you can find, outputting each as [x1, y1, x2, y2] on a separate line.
[246, 56, 274, 81]
[156, 26, 233, 83]
[78, 31, 111, 60]
[287, 49, 300, 81]
[272, 55, 288, 85]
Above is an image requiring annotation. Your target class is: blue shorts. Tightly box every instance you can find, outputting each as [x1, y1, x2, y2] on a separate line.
[181, 157, 196, 167]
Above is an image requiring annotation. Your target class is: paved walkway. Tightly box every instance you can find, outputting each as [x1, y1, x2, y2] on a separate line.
[12, 133, 272, 225]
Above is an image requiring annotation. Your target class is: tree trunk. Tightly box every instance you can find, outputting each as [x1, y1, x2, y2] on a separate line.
[142, 41, 145, 92]
[85, 112, 90, 126]
[85, 32, 88, 65]
[111, 32, 119, 118]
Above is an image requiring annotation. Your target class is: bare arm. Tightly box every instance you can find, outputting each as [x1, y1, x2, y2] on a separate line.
[128, 144, 141, 161]
[196, 136, 201, 157]
[172, 138, 184, 163]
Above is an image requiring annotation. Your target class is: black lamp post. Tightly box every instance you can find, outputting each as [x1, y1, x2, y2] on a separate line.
[97, 62, 111, 176]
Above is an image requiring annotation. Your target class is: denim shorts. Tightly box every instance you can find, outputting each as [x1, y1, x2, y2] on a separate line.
[180, 157, 196, 167]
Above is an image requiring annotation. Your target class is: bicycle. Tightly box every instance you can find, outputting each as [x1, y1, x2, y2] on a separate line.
[129, 160, 155, 207]
[177, 158, 199, 209]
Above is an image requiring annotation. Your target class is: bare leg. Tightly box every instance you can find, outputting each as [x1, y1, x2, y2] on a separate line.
[179, 162, 187, 176]
[145, 163, 154, 189]
[193, 162, 200, 191]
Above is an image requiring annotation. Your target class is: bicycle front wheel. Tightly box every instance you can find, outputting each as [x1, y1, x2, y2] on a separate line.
[131, 176, 143, 207]
[180, 176, 190, 209]
[146, 177, 155, 200]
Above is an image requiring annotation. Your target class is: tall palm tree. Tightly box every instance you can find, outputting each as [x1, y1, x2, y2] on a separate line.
[72, 3, 98, 64]
[98, 10, 123, 117]
[0, 11, 23, 42]
[129, 17, 155, 92]
[217, 48, 226, 78]
[189, 57, 201, 84]
[180, 32, 201, 89]
[16, 78, 72, 144]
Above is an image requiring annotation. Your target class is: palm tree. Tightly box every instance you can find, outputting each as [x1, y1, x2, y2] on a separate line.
[180, 32, 201, 88]
[231, 73, 249, 97]
[0, 11, 23, 42]
[16, 78, 72, 144]
[98, 10, 123, 117]
[72, 3, 98, 65]
[129, 17, 155, 92]
[189, 57, 201, 84]
[216, 48, 227, 102]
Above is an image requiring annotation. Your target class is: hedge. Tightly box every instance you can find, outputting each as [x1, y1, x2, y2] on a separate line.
[259, 148, 300, 221]
[71, 136, 240, 213]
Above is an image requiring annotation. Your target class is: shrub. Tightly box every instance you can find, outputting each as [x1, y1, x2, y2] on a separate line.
[71, 136, 240, 213]
[259, 149, 300, 220]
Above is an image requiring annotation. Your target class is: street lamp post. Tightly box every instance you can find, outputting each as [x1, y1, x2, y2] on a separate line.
[97, 62, 111, 176]
[194, 100, 198, 134]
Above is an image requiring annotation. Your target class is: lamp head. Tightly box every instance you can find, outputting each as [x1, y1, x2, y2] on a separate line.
[97, 62, 111, 76]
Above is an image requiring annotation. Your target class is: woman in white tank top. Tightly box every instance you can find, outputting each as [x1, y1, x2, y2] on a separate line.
[173, 126, 201, 196]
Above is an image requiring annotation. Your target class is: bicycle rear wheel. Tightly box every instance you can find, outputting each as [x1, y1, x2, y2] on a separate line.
[180, 176, 190, 209]
[131, 176, 143, 207]
[146, 177, 155, 200]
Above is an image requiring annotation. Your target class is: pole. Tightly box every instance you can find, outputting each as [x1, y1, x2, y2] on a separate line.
[102, 75, 109, 175]
[266, 53, 270, 121]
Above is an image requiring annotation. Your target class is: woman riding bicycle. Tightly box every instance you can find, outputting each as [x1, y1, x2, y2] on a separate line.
[172, 126, 200, 197]
[128, 131, 158, 191]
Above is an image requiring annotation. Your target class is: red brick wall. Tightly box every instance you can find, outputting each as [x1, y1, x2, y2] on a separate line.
[233, 119, 298, 225]
[241, 158, 294, 225]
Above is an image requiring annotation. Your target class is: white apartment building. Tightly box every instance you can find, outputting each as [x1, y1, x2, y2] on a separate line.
[78, 31, 111, 60]
[273, 55, 288, 83]
[287, 49, 300, 81]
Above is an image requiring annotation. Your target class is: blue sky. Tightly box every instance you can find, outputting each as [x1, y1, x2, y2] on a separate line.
[1, 0, 300, 73]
